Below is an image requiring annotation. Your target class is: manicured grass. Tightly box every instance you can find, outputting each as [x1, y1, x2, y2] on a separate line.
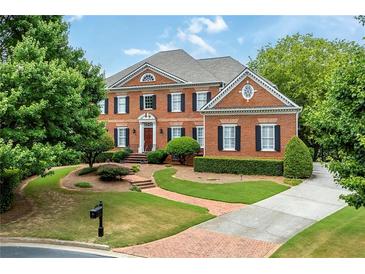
[283, 178, 303, 186]
[74, 182, 93, 188]
[154, 168, 289, 204]
[272, 206, 365, 258]
[0, 167, 213, 248]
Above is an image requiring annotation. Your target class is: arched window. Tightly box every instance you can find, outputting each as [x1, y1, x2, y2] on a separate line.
[140, 73, 156, 82]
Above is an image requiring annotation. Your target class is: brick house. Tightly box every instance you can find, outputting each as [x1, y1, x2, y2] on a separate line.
[99, 49, 301, 159]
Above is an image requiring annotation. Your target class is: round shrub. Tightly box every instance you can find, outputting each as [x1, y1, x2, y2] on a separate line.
[284, 136, 313, 178]
[112, 149, 131, 163]
[96, 165, 130, 181]
[95, 152, 114, 163]
[147, 149, 168, 164]
[166, 137, 200, 165]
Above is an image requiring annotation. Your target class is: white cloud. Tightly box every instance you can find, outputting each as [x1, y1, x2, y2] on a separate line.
[123, 48, 151, 56]
[156, 42, 177, 51]
[177, 29, 216, 54]
[237, 36, 245, 45]
[188, 16, 228, 34]
[160, 27, 172, 39]
[67, 15, 83, 23]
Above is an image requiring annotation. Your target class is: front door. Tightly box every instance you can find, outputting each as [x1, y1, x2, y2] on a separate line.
[144, 128, 153, 151]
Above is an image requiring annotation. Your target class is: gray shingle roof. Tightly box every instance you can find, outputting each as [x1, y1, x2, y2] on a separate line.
[106, 49, 246, 88]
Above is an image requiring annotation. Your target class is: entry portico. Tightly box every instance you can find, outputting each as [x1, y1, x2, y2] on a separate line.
[138, 113, 157, 153]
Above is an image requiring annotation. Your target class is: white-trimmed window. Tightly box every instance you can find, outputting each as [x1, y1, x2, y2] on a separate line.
[223, 125, 236, 150]
[261, 124, 275, 151]
[196, 92, 208, 110]
[144, 94, 154, 109]
[117, 96, 127, 113]
[140, 73, 155, 82]
[117, 127, 127, 147]
[196, 126, 204, 148]
[98, 100, 105, 114]
[171, 127, 182, 140]
[171, 93, 182, 112]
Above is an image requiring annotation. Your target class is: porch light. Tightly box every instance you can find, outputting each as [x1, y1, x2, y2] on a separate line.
[133, 128, 136, 134]
[160, 128, 163, 134]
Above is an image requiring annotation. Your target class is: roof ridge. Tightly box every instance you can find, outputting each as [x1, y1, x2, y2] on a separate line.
[197, 56, 232, 60]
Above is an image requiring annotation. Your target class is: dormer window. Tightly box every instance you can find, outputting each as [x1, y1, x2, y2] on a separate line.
[140, 73, 156, 82]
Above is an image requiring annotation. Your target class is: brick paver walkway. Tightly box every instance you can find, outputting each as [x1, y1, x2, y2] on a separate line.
[143, 187, 245, 216]
[114, 227, 279, 258]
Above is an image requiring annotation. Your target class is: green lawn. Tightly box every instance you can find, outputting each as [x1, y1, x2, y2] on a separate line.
[154, 168, 289, 204]
[272, 206, 365, 258]
[0, 167, 213, 248]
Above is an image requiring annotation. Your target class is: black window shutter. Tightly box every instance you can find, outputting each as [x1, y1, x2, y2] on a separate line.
[192, 127, 197, 139]
[125, 128, 130, 147]
[167, 94, 171, 112]
[181, 94, 185, 112]
[275, 125, 281, 151]
[207, 92, 212, 102]
[140, 96, 144, 110]
[256, 125, 261, 151]
[105, 98, 109, 114]
[235, 126, 241, 151]
[192, 93, 197, 111]
[152, 95, 156, 109]
[218, 126, 223, 151]
[167, 128, 171, 142]
[114, 128, 118, 146]
[181, 128, 185, 136]
[126, 96, 129, 113]
[114, 97, 118, 114]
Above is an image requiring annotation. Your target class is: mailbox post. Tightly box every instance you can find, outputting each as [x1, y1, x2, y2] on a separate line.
[90, 201, 104, 237]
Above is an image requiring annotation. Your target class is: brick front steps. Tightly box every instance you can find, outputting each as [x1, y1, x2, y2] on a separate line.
[123, 153, 148, 164]
[124, 174, 155, 189]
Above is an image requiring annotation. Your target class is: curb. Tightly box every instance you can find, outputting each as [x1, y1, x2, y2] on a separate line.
[0, 237, 110, 251]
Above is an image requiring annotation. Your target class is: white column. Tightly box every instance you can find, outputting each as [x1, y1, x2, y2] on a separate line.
[152, 121, 156, 151]
[138, 122, 144, 153]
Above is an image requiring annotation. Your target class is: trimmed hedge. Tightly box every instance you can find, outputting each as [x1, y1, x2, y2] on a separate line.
[112, 150, 130, 163]
[194, 157, 283, 176]
[96, 165, 130, 181]
[284, 137, 313, 178]
[147, 149, 168, 164]
[0, 169, 21, 213]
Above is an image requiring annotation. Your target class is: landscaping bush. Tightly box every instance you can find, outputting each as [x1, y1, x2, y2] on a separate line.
[131, 165, 140, 173]
[0, 169, 21, 213]
[112, 149, 131, 163]
[147, 149, 168, 164]
[283, 178, 303, 186]
[166, 137, 200, 165]
[129, 185, 141, 192]
[95, 151, 114, 163]
[78, 167, 97, 176]
[96, 165, 130, 181]
[74, 182, 93, 188]
[194, 157, 283, 176]
[284, 136, 313, 178]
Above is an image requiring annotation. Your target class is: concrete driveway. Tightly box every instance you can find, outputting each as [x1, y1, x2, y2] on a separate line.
[116, 163, 348, 257]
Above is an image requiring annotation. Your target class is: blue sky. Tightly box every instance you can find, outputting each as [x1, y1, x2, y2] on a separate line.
[65, 16, 364, 77]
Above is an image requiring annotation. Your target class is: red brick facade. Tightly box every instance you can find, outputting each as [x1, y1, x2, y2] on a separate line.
[100, 56, 300, 159]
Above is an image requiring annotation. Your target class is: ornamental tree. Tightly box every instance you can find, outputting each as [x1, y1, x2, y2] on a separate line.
[166, 137, 200, 165]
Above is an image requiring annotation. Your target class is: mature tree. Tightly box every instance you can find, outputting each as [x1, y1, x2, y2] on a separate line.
[308, 47, 365, 208]
[0, 16, 106, 149]
[355, 15, 365, 26]
[166, 137, 200, 165]
[248, 33, 362, 157]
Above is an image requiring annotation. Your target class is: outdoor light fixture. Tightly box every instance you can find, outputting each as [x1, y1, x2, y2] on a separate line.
[90, 201, 104, 237]
[133, 128, 136, 134]
[160, 128, 163, 134]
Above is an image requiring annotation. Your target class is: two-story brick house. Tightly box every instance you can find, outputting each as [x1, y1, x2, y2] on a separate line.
[99, 49, 301, 159]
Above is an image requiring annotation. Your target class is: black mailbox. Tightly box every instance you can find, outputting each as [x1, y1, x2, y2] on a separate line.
[89, 201, 104, 237]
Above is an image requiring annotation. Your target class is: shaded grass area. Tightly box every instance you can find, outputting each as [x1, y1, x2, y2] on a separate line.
[0, 167, 213, 248]
[272, 206, 365, 258]
[154, 168, 289, 204]
[283, 178, 303, 186]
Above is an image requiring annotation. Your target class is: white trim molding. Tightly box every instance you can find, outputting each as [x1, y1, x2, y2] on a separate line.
[201, 106, 302, 116]
[137, 113, 157, 153]
[110, 62, 187, 88]
[201, 67, 300, 111]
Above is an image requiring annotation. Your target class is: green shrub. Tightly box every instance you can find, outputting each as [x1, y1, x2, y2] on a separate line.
[112, 149, 130, 163]
[283, 178, 303, 186]
[131, 165, 140, 173]
[284, 136, 313, 178]
[96, 165, 130, 181]
[74, 182, 93, 188]
[95, 151, 115, 163]
[166, 137, 200, 165]
[129, 185, 141, 192]
[0, 169, 21, 213]
[124, 147, 133, 154]
[78, 167, 97, 176]
[194, 157, 283, 176]
[147, 149, 168, 164]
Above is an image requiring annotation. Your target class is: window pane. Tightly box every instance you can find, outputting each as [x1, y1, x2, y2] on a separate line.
[98, 100, 105, 114]
[171, 127, 181, 139]
[261, 125, 275, 150]
[118, 128, 126, 147]
[144, 95, 153, 109]
[118, 97, 126, 113]
[196, 93, 207, 110]
[197, 127, 204, 148]
[171, 94, 181, 112]
[223, 126, 235, 150]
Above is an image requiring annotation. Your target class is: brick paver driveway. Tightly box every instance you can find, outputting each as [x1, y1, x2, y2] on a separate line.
[114, 163, 348, 258]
